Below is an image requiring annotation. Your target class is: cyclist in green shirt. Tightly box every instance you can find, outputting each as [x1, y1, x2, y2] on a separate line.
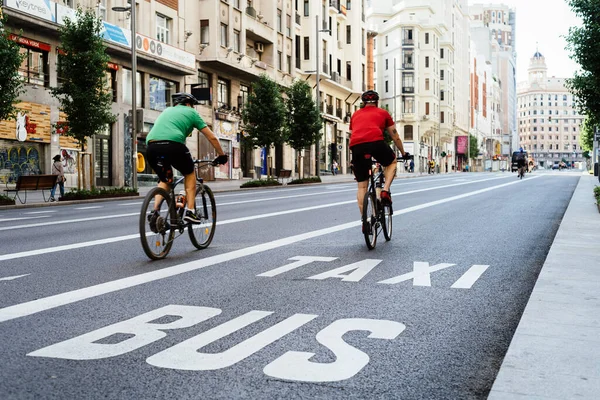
[146, 92, 227, 224]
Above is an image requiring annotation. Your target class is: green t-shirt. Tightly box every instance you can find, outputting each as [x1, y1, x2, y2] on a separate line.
[146, 105, 208, 145]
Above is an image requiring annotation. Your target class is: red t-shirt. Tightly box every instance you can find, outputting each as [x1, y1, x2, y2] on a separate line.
[349, 106, 394, 147]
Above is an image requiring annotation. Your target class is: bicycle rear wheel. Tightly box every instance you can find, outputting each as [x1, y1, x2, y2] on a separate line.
[140, 187, 175, 260]
[382, 203, 393, 241]
[189, 185, 216, 249]
[362, 191, 378, 250]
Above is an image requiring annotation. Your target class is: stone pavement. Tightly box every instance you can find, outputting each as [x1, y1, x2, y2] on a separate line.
[488, 173, 600, 399]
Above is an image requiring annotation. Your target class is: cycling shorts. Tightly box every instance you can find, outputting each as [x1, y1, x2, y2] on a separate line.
[350, 140, 396, 182]
[146, 141, 194, 184]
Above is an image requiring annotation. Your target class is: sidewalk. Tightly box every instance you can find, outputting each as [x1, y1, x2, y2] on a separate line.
[488, 173, 600, 399]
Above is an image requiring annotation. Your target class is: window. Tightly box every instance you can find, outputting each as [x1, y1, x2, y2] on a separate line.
[286, 14, 291, 37]
[98, 0, 106, 21]
[18, 46, 49, 87]
[440, 48, 444, 58]
[287, 55, 291, 74]
[277, 10, 282, 33]
[440, 111, 444, 123]
[440, 90, 444, 101]
[346, 26, 352, 44]
[425, 78, 429, 90]
[239, 84, 250, 110]
[385, 35, 388, 47]
[217, 78, 230, 108]
[304, 0, 309, 16]
[156, 14, 171, 44]
[403, 96, 414, 113]
[403, 73, 414, 89]
[277, 51, 282, 70]
[385, 59, 388, 70]
[104, 68, 117, 102]
[304, 37, 310, 60]
[425, 102, 430, 115]
[425, 33, 429, 44]
[220, 23, 228, 47]
[197, 70, 212, 106]
[200, 20, 210, 44]
[123, 68, 142, 107]
[440, 70, 444, 80]
[149, 76, 176, 111]
[425, 57, 429, 68]
[233, 30, 240, 52]
[385, 80, 389, 93]
[404, 125, 414, 141]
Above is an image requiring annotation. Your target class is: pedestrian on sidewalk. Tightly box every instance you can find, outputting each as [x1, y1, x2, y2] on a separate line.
[409, 159, 414, 173]
[332, 160, 338, 175]
[50, 154, 65, 201]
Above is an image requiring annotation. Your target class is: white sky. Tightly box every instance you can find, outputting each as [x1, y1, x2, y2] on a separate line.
[469, 0, 582, 82]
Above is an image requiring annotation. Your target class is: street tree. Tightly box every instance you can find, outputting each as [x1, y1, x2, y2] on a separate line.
[469, 134, 480, 160]
[565, 0, 600, 125]
[579, 115, 594, 152]
[285, 80, 321, 178]
[241, 74, 286, 178]
[51, 9, 115, 152]
[0, 14, 25, 121]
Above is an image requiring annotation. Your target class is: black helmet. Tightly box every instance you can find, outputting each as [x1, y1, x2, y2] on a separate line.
[172, 92, 200, 106]
[361, 90, 379, 103]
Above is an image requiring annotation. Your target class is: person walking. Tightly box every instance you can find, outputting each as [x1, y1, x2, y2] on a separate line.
[50, 154, 65, 201]
[332, 160, 338, 175]
[409, 159, 415, 173]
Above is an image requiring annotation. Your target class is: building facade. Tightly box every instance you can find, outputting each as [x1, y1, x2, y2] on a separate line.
[517, 51, 585, 169]
[366, 0, 471, 173]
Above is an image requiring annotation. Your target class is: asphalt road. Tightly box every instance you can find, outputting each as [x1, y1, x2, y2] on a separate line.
[0, 171, 580, 399]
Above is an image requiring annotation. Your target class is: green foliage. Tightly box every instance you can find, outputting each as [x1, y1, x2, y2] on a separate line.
[285, 80, 322, 151]
[579, 116, 594, 152]
[288, 177, 322, 185]
[565, 0, 600, 125]
[240, 178, 282, 188]
[0, 14, 25, 121]
[51, 8, 115, 151]
[0, 194, 16, 206]
[61, 186, 138, 200]
[583, 150, 591, 159]
[469, 134, 480, 158]
[594, 186, 600, 205]
[241, 74, 286, 150]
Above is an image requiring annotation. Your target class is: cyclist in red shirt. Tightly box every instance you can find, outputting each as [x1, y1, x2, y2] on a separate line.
[350, 90, 408, 224]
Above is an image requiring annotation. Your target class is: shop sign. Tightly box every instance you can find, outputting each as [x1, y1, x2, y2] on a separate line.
[135, 32, 196, 70]
[107, 62, 119, 71]
[5, 0, 55, 22]
[101, 22, 131, 47]
[8, 34, 51, 52]
[56, 2, 76, 25]
[456, 136, 468, 155]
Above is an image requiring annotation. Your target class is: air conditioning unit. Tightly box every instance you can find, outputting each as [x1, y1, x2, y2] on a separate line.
[255, 42, 265, 53]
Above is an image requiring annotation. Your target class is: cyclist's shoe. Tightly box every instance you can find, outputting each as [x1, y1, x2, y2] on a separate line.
[184, 210, 202, 224]
[362, 218, 371, 234]
[148, 210, 160, 233]
[380, 190, 392, 205]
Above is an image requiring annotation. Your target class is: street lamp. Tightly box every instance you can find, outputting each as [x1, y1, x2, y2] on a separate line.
[112, 2, 137, 190]
[314, 14, 330, 178]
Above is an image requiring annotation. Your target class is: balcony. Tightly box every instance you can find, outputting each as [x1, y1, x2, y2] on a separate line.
[245, 13, 274, 43]
[329, 0, 340, 13]
[326, 104, 334, 115]
[322, 63, 329, 75]
[402, 86, 415, 94]
[402, 39, 414, 46]
[403, 63, 414, 69]
[331, 71, 341, 83]
[336, 108, 343, 119]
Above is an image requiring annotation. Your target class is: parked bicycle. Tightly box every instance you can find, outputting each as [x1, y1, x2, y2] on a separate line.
[362, 154, 413, 250]
[139, 158, 219, 260]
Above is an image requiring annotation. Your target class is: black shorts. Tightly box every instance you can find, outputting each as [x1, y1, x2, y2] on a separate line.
[146, 141, 194, 184]
[350, 141, 396, 182]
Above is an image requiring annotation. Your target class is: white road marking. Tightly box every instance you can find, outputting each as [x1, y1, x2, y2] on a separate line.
[74, 206, 104, 210]
[23, 210, 57, 215]
[118, 202, 143, 206]
[0, 175, 541, 323]
[0, 175, 506, 231]
[0, 216, 51, 222]
[451, 265, 490, 289]
[0, 274, 30, 281]
[0, 175, 538, 261]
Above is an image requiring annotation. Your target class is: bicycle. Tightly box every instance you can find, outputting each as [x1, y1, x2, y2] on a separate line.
[362, 154, 413, 250]
[139, 158, 219, 260]
[518, 165, 525, 179]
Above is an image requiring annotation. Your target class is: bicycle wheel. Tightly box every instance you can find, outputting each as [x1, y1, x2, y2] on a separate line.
[362, 191, 378, 250]
[139, 187, 175, 260]
[189, 184, 217, 249]
[382, 203, 393, 241]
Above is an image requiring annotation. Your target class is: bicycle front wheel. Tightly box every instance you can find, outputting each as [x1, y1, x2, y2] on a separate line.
[362, 191, 378, 250]
[140, 187, 175, 260]
[382, 203, 393, 241]
[189, 185, 217, 249]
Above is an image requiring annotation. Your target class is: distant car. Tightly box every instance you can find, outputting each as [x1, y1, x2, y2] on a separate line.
[551, 164, 559, 170]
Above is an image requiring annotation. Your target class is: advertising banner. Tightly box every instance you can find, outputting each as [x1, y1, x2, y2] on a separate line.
[135, 33, 196, 70]
[456, 136, 468, 155]
[5, 0, 55, 22]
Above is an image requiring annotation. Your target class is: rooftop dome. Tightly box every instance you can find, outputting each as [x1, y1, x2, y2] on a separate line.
[533, 51, 543, 58]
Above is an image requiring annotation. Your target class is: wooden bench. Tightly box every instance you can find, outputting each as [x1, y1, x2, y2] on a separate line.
[276, 169, 292, 184]
[4, 175, 58, 204]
